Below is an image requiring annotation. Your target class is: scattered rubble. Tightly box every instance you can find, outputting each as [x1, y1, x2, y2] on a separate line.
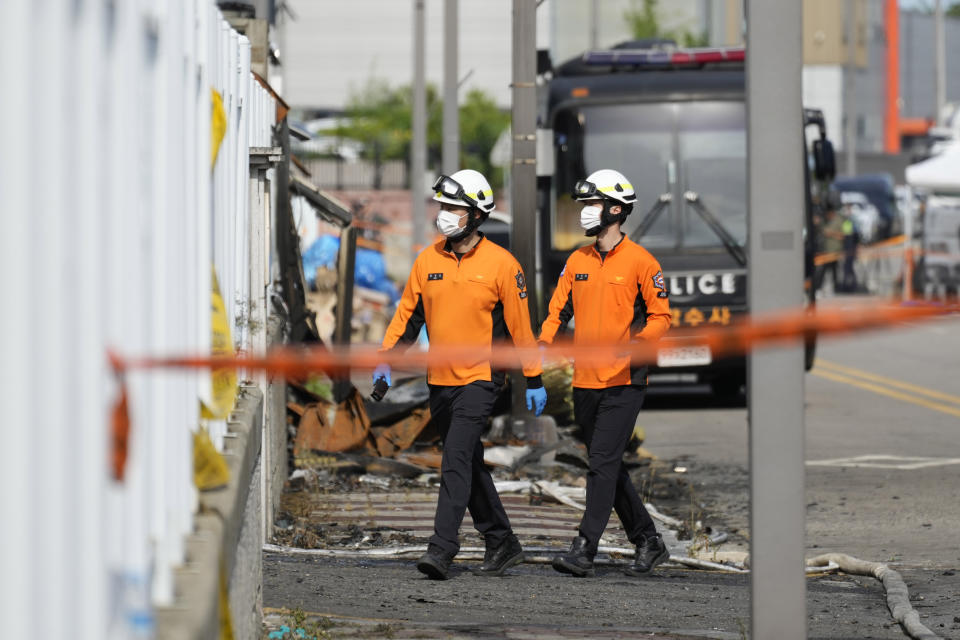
[276, 366, 742, 569]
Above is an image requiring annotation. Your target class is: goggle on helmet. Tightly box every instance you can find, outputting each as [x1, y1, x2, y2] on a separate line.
[573, 178, 637, 204]
[433, 174, 495, 213]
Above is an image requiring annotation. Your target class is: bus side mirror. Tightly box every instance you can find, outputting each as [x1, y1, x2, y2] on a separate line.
[813, 138, 836, 181]
[537, 49, 553, 76]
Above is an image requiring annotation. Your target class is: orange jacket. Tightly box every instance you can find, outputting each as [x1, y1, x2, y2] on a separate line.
[539, 235, 671, 388]
[381, 234, 543, 387]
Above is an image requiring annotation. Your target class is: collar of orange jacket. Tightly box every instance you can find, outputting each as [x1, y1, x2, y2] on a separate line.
[439, 232, 486, 257]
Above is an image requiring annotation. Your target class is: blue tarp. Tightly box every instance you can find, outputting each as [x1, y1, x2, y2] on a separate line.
[302, 235, 399, 303]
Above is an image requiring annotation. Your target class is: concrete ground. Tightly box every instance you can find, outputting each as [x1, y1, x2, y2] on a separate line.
[264, 299, 960, 639]
[263, 554, 959, 639]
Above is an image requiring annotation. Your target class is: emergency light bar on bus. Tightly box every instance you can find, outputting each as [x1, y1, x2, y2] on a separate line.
[581, 46, 745, 67]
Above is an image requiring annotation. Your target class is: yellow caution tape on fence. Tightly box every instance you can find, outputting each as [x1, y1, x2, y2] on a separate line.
[193, 428, 230, 491]
[211, 89, 227, 169]
[201, 266, 238, 420]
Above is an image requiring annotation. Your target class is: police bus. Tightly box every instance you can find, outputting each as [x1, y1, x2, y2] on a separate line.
[536, 41, 836, 396]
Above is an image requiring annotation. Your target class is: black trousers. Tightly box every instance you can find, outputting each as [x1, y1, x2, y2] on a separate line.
[428, 381, 512, 554]
[842, 253, 857, 292]
[815, 261, 839, 293]
[574, 385, 658, 550]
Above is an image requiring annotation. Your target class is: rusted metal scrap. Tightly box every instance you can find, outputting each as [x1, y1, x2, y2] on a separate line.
[396, 447, 443, 470]
[292, 387, 372, 458]
[290, 377, 438, 468]
[371, 407, 432, 457]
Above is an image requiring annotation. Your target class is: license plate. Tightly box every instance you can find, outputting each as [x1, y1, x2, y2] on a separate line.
[657, 345, 712, 367]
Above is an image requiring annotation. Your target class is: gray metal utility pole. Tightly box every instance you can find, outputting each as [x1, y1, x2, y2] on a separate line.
[590, 0, 599, 49]
[844, 0, 857, 176]
[746, 0, 807, 637]
[511, 0, 538, 418]
[511, 0, 538, 322]
[443, 0, 460, 174]
[935, 0, 946, 125]
[412, 0, 427, 255]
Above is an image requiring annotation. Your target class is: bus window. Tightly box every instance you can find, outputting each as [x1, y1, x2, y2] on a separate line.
[553, 102, 674, 251]
[677, 101, 747, 249]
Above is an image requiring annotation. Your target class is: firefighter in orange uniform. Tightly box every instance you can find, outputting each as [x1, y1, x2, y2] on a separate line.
[539, 169, 671, 577]
[375, 169, 546, 580]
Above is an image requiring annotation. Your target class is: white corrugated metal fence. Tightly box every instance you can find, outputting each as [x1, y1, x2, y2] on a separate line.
[0, 1, 277, 638]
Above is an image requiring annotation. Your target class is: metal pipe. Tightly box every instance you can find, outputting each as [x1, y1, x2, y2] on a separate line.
[511, 0, 538, 418]
[590, 0, 599, 49]
[511, 0, 538, 322]
[883, 0, 900, 153]
[746, 0, 807, 636]
[443, 0, 459, 175]
[333, 226, 357, 402]
[411, 0, 427, 256]
[935, 0, 946, 125]
[845, 0, 857, 176]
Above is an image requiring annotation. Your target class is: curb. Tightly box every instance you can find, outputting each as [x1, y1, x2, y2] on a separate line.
[155, 386, 264, 640]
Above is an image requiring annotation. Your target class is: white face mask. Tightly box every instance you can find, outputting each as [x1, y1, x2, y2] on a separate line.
[579, 204, 603, 232]
[436, 209, 469, 237]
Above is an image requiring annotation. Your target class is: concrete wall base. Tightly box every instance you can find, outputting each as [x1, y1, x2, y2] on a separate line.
[156, 385, 266, 640]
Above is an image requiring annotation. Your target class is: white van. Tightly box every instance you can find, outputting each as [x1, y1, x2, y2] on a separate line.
[922, 195, 960, 296]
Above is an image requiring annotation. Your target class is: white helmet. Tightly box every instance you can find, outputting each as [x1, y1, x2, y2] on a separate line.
[573, 169, 637, 205]
[432, 169, 495, 214]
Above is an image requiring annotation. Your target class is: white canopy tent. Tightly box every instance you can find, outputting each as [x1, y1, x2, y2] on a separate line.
[906, 143, 960, 297]
[905, 143, 960, 194]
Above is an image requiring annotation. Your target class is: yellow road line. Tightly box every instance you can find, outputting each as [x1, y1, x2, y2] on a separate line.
[811, 369, 960, 419]
[815, 359, 960, 407]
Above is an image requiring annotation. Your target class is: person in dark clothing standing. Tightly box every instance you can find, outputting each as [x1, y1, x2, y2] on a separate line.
[841, 205, 859, 293]
[815, 193, 844, 294]
[375, 169, 547, 580]
[539, 169, 672, 577]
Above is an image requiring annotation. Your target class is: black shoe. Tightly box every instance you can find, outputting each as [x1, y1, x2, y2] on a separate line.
[625, 533, 669, 576]
[417, 543, 456, 580]
[551, 536, 595, 577]
[476, 534, 524, 576]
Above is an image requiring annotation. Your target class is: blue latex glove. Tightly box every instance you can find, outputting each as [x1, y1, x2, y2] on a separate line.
[373, 364, 392, 386]
[525, 387, 547, 417]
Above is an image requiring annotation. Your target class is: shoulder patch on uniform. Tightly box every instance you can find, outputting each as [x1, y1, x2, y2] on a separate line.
[515, 270, 528, 298]
[428, 272, 444, 281]
[575, 273, 589, 281]
[652, 270, 668, 297]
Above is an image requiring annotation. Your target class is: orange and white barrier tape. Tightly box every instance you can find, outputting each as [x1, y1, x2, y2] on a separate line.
[109, 301, 958, 381]
[814, 234, 907, 266]
[106, 301, 959, 480]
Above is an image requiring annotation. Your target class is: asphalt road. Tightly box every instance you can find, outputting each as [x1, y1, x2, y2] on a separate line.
[264, 299, 960, 639]
[264, 554, 942, 639]
[642, 305, 960, 569]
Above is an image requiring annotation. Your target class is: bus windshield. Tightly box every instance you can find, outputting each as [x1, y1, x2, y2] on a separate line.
[552, 100, 747, 252]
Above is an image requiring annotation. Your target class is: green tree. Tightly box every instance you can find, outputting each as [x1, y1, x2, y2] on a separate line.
[624, 0, 709, 47]
[324, 78, 441, 163]
[625, 0, 660, 39]
[948, 2, 960, 18]
[325, 79, 510, 188]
